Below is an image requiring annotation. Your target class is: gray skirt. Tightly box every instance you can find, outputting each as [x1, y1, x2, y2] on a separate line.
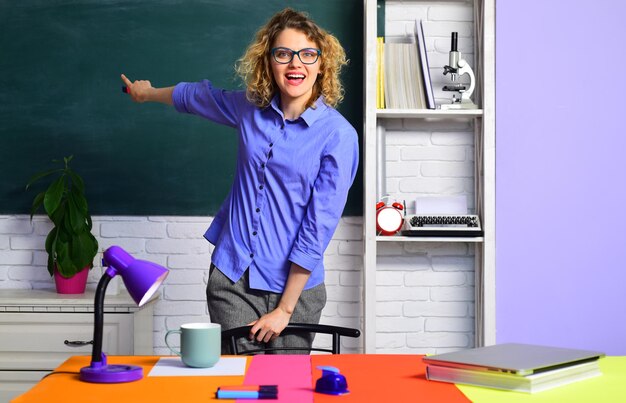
[206, 264, 326, 354]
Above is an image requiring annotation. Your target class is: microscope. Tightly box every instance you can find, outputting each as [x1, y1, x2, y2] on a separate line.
[441, 32, 478, 110]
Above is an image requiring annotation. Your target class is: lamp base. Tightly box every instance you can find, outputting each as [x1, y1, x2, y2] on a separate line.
[80, 363, 143, 383]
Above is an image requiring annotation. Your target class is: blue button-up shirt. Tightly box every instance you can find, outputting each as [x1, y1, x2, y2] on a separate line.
[172, 80, 359, 292]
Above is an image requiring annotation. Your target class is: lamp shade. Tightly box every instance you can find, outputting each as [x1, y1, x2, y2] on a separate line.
[103, 246, 168, 306]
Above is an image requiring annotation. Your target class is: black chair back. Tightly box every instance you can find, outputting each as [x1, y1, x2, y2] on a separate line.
[221, 323, 361, 355]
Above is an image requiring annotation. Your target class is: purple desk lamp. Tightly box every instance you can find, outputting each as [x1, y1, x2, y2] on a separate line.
[79, 246, 168, 383]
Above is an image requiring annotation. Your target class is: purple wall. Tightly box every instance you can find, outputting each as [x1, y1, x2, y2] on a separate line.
[496, 1, 626, 355]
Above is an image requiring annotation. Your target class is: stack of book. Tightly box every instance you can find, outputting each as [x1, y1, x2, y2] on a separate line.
[376, 20, 435, 110]
[423, 343, 604, 393]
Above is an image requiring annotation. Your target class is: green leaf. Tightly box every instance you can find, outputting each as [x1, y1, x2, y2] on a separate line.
[45, 227, 58, 254]
[49, 201, 65, 227]
[70, 231, 97, 269]
[47, 252, 55, 277]
[43, 176, 65, 217]
[57, 225, 70, 243]
[68, 171, 85, 195]
[67, 193, 86, 234]
[62, 213, 74, 238]
[70, 186, 88, 215]
[56, 258, 77, 278]
[45, 228, 58, 276]
[54, 238, 67, 266]
[55, 239, 77, 277]
[67, 236, 80, 266]
[88, 232, 98, 257]
[25, 169, 62, 190]
[29, 191, 45, 220]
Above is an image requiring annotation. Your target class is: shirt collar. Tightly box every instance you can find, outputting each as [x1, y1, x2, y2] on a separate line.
[268, 95, 328, 127]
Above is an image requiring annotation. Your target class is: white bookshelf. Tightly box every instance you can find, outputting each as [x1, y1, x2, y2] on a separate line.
[362, 0, 495, 353]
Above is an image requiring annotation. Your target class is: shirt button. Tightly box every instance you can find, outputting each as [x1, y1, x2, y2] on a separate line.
[252, 231, 257, 236]
[261, 163, 265, 168]
[259, 185, 264, 190]
[269, 143, 273, 147]
[256, 208, 260, 213]
[250, 253, 254, 258]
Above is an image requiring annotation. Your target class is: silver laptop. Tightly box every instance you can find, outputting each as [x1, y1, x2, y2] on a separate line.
[422, 343, 605, 376]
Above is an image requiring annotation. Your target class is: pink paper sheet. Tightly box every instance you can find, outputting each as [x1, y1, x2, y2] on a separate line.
[240, 355, 313, 403]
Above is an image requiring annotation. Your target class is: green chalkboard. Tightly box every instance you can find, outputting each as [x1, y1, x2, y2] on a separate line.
[0, 0, 363, 215]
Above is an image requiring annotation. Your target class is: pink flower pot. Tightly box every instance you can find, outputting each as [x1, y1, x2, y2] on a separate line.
[54, 265, 89, 294]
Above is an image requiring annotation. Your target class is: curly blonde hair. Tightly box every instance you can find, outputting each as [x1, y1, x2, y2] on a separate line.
[235, 8, 348, 109]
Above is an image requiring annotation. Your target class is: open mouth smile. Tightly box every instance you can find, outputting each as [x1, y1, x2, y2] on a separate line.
[285, 72, 306, 85]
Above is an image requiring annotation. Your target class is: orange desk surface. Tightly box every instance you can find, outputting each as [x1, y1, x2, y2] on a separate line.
[11, 356, 251, 403]
[13, 354, 469, 403]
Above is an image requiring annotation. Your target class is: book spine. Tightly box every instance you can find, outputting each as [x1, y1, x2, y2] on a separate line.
[416, 20, 436, 109]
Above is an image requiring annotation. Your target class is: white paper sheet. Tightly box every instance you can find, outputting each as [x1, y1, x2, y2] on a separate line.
[147, 356, 247, 377]
[415, 196, 468, 215]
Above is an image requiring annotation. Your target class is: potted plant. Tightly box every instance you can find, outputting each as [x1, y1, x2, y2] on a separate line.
[26, 156, 98, 294]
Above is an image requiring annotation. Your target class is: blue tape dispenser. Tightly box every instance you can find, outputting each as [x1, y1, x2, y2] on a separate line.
[315, 366, 349, 395]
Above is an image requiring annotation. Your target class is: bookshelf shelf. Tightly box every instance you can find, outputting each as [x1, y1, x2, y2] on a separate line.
[363, 0, 495, 354]
[376, 235, 484, 243]
[376, 109, 483, 119]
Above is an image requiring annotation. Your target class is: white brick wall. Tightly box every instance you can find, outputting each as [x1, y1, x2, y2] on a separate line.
[0, 215, 365, 354]
[0, 1, 477, 357]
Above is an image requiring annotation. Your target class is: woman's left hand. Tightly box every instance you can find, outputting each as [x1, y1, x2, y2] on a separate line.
[248, 307, 292, 343]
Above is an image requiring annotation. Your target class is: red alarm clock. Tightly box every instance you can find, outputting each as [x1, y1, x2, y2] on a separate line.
[376, 198, 405, 236]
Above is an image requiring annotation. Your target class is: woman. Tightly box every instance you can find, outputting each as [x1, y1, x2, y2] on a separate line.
[121, 8, 358, 353]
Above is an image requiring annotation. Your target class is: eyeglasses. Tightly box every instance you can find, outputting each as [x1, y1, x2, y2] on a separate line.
[270, 47, 321, 65]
